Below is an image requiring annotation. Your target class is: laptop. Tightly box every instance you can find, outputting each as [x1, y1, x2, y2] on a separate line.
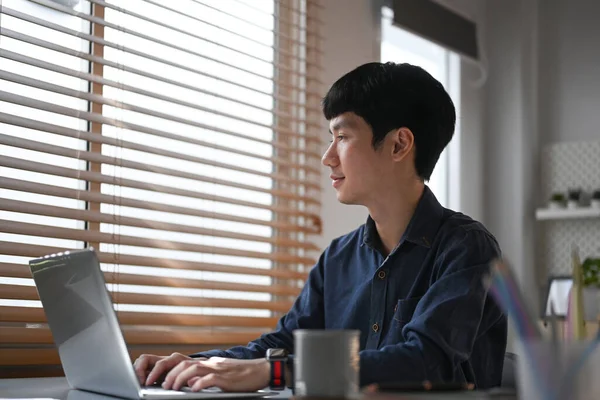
[29, 248, 275, 399]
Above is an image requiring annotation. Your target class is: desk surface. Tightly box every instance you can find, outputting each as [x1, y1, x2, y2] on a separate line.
[0, 378, 516, 400]
[1, 377, 71, 399]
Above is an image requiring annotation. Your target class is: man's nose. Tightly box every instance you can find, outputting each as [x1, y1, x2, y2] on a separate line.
[321, 143, 338, 167]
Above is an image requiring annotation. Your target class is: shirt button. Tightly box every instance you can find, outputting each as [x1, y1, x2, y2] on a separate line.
[372, 323, 379, 332]
[378, 270, 386, 280]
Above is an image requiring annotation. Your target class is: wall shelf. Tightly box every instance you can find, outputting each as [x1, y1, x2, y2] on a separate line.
[536, 207, 600, 221]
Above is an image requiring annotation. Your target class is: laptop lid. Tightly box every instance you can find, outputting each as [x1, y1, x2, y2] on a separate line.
[30, 248, 141, 399]
[30, 249, 275, 400]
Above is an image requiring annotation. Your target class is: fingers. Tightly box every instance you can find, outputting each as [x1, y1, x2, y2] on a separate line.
[187, 360, 267, 393]
[190, 373, 226, 392]
[145, 353, 188, 387]
[133, 354, 160, 385]
[164, 359, 224, 391]
[168, 362, 218, 391]
[161, 358, 267, 393]
[363, 384, 379, 393]
[187, 376, 201, 387]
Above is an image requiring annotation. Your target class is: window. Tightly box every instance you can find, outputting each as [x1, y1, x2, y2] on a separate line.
[0, 0, 323, 377]
[381, 7, 461, 210]
[0, 1, 90, 296]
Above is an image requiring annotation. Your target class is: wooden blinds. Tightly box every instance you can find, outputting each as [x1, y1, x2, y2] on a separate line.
[0, 0, 323, 377]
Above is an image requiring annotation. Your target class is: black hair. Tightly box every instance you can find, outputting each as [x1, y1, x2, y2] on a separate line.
[322, 62, 456, 181]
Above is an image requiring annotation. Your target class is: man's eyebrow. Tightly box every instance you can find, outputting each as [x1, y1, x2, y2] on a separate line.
[329, 120, 355, 134]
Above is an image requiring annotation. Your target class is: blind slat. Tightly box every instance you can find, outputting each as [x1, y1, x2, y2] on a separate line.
[0, 199, 319, 252]
[0, 132, 320, 205]
[240, 0, 316, 21]
[0, 347, 246, 367]
[195, 0, 326, 41]
[0, 69, 320, 147]
[1, 326, 267, 345]
[0, 111, 321, 183]
[0, 177, 320, 234]
[0, 69, 322, 152]
[0, 306, 280, 328]
[87, 0, 319, 71]
[230, 0, 325, 29]
[0, 90, 323, 190]
[15, 2, 324, 91]
[0, 285, 293, 312]
[0, 154, 319, 220]
[0, 242, 310, 280]
[0, 48, 322, 134]
[0, 26, 320, 110]
[278, 0, 326, 15]
[0, 69, 323, 169]
[188, 0, 325, 48]
[3, 63, 315, 144]
[0, 263, 302, 297]
[141, 0, 319, 64]
[0, 220, 316, 265]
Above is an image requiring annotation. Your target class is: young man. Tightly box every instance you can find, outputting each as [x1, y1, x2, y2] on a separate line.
[134, 62, 507, 392]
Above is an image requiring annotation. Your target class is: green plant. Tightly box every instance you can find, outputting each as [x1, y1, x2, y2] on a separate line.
[582, 257, 600, 287]
[550, 193, 565, 202]
[568, 188, 582, 201]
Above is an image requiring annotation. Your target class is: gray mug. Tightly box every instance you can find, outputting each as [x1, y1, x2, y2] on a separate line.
[293, 329, 360, 398]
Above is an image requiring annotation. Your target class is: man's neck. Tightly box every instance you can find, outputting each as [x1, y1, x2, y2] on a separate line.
[369, 182, 425, 257]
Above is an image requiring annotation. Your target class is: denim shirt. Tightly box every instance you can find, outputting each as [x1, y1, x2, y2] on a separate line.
[192, 186, 507, 389]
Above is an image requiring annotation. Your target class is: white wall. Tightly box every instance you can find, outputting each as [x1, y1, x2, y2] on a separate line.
[457, 59, 486, 222]
[483, 0, 540, 299]
[455, 2, 486, 223]
[480, 0, 541, 352]
[315, 0, 380, 250]
[481, 0, 600, 303]
[479, 0, 600, 350]
[538, 0, 600, 145]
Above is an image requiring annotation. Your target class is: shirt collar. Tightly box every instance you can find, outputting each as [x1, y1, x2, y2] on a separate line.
[361, 185, 445, 250]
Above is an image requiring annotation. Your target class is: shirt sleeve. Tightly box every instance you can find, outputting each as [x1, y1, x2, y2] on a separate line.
[189, 251, 326, 359]
[359, 228, 506, 386]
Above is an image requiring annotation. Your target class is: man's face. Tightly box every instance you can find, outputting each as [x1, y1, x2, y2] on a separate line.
[322, 112, 393, 205]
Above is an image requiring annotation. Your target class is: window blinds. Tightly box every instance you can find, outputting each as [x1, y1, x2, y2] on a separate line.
[0, 0, 323, 377]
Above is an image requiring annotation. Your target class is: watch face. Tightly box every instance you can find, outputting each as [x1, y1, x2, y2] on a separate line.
[268, 348, 287, 359]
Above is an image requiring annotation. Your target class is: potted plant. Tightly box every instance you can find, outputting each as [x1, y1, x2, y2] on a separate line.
[582, 257, 600, 321]
[592, 190, 600, 209]
[548, 192, 566, 209]
[582, 257, 600, 287]
[567, 188, 582, 209]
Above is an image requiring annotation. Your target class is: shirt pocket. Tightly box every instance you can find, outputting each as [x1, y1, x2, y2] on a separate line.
[392, 296, 423, 327]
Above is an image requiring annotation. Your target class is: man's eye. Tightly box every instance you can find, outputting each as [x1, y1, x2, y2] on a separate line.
[336, 135, 345, 141]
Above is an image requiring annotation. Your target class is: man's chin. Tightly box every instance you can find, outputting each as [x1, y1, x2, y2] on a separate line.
[335, 192, 354, 205]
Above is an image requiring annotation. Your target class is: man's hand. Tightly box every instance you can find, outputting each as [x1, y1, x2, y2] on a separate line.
[134, 352, 201, 386]
[161, 357, 270, 392]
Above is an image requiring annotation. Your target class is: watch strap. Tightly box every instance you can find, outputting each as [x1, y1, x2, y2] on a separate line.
[270, 359, 286, 390]
[286, 354, 295, 392]
[266, 348, 288, 391]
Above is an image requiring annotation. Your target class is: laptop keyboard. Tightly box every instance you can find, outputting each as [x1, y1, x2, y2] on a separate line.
[142, 386, 222, 393]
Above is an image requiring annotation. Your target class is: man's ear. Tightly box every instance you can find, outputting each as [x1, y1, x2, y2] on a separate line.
[390, 127, 414, 162]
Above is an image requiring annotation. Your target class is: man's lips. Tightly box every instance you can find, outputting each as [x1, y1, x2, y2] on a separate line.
[330, 175, 345, 188]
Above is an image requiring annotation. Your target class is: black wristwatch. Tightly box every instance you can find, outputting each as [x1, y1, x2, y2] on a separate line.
[266, 348, 288, 391]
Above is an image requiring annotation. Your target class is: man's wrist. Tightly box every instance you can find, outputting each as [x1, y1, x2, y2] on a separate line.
[265, 348, 289, 390]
